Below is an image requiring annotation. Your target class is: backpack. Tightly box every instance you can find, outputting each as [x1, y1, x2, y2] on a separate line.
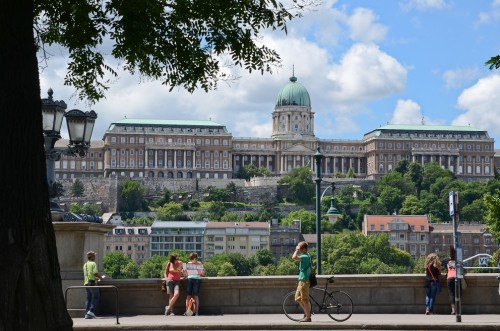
[186, 297, 196, 316]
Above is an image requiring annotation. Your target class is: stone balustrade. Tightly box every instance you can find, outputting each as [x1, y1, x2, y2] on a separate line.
[64, 274, 500, 317]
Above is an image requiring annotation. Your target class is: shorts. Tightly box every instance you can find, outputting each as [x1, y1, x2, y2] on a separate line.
[167, 280, 180, 294]
[186, 278, 201, 296]
[295, 280, 310, 303]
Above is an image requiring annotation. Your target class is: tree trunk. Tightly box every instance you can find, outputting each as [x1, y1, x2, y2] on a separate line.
[0, 1, 73, 330]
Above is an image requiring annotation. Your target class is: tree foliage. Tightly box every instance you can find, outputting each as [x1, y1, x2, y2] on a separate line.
[71, 178, 85, 197]
[138, 255, 167, 278]
[35, 0, 311, 102]
[156, 202, 186, 221]
[120, 179, 145, 212]
[484, 190, 500, 239]
[103, 252, 139, 279]
[278, 166, 314, 204]
[238, 164, 272, 180]
[322, 232, 414, 274]
[69, 202, 102, 216]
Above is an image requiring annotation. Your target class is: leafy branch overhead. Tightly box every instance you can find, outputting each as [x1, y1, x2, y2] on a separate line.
[34, 0, 316, 102]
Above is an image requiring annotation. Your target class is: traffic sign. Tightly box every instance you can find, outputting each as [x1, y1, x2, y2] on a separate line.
[449, 191, 454, 216]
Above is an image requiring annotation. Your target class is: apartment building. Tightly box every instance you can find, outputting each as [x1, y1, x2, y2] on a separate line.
[429, 223, 498, 260]
[51, 75, 496, 182]
[204, 222, 270, 260]
[270, 219, 301, 262]
[104, 225, 151, 264]
[150, 221, 206, 260]
[362, 215, 430, 259]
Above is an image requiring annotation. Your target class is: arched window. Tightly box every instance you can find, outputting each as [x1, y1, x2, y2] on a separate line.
[158, 171, 164, 178]
[177, 172, 183, 178]
[148, 171, 154, 178]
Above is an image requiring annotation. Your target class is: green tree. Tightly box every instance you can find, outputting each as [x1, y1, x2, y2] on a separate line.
[71, 178, 85, 197]
[156, 202, 185, 221]
[121, 179, 145, 212]
[217, 262, 237, 276]
[103, 252, 137, 279]
[278, 166, 314, 204]
[220, 212, 243, 222]
[208, 252, 255, 276]
[323, 233, 413, 274]
[281, 209, 316, 234]
[404, 162, 423, 194]
[69, 202, 102, 216]
[204, 186, 231, 202]
[203, 262, 218, 277]
[399, 195, 424, 215]
[346, 168, 356, 178]
[484, 190, 500, 238]
[149, 189, 171, 208]
[4, 0, 309, 328]
[139, 255, 168, 278]
[378, 186, 404, 215]
[208, 201, 227, 220]
[460, 199, 485, 223]
[237, 164, 272, 180]
[253, 264, 277, 275]
[124, 216, 155, 226]
[394, 159, 410, 175]
[276, 257, 298, 275]
[255, 249, 275, 266]
[421, 162, 454, 192]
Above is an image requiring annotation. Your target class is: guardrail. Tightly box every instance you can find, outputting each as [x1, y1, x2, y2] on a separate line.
[64, 285, 120, 324]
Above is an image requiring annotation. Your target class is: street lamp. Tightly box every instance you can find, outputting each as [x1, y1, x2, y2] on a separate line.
[314, 147, 323, 275]
[41, 89, 98, 194]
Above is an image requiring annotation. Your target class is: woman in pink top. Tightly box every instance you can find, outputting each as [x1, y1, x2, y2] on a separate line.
[447, 247, 457, 315]
[164, 254, 183, 316]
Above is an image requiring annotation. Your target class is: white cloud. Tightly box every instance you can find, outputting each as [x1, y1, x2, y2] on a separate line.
[347, 8, 388, 43]
[327, 43, 407, 104]
[401, 0, 448, 11]
[452, 74, 500, 137]
[442, 67, 482, 89]
[391, 99, 422, 124]
[477, 0, 500, 25]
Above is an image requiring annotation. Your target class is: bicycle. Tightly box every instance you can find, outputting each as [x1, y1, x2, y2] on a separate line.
[282, 275, 353, 322]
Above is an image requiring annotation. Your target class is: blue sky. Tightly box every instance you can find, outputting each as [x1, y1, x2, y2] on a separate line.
[39, 0, 500, 144]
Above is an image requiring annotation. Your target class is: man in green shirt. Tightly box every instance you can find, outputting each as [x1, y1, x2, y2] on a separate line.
[83, 251, 102, 319]
[292, 241, 311, 322]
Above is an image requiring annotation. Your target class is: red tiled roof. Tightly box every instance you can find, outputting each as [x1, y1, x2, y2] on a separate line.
[363, 215, 429, 233]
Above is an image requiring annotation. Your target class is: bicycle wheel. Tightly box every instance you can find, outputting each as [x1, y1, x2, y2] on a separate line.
[325, 290, 353, 322]
[282, 291, 311, 321]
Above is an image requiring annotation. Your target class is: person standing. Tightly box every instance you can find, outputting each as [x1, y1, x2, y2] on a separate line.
[424, 253, 442, 315]
[83, 251, 102, 319]
[164, 254, 183, 316]
[292, 241, 311, 322]
[447, 247, 457, 315]
[184, 252, 205, 316]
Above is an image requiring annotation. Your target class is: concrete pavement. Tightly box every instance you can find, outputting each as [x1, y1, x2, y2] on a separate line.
[73, 313, 500, 330]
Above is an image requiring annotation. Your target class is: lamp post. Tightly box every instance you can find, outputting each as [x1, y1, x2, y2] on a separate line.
[314, 147, 323, 274]
[41, 89, 98, 196]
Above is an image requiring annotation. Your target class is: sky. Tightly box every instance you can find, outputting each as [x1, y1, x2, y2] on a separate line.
[39, 0, 500, 145]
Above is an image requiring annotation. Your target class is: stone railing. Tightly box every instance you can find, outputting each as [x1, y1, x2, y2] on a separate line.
[63, 274, 500, 317]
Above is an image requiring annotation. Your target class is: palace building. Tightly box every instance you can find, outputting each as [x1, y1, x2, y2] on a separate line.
[52, 75, 496, 181]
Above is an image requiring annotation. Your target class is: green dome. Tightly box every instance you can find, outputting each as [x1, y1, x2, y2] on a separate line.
[275, 76, 311, 107]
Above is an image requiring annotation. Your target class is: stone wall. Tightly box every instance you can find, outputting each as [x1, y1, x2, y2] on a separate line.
[64, 274, 500, 317]
[54, 176, 375, 214]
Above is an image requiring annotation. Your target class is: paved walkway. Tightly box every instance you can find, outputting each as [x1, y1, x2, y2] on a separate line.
[73, 313, 500, 330]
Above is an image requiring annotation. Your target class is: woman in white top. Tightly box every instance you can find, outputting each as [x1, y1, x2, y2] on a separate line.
[184, 252, 205, 316]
